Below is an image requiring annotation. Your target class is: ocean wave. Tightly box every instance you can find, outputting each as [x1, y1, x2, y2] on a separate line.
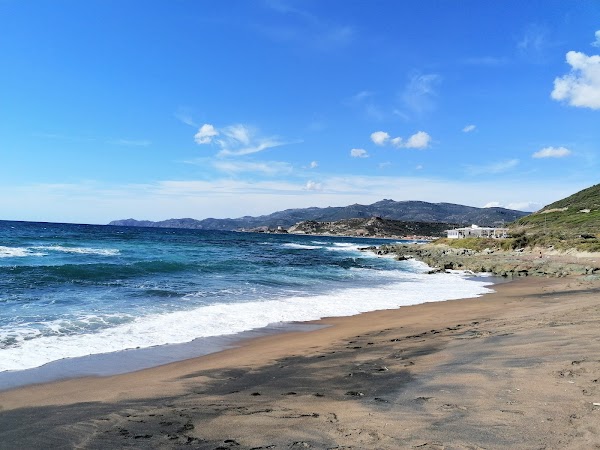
[281, 243, 323, 250]
[0, 270, 493, 372]
[326, 242, 363, 252]
[32, 245, 120, 256]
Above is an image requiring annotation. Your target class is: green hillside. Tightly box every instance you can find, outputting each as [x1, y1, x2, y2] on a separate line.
[510, 184, 600, 251]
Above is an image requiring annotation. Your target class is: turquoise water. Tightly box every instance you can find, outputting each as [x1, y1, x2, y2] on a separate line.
[0, 220, 493, 373]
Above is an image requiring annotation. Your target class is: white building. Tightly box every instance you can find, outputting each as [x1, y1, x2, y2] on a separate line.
[446, 224, 509, 239]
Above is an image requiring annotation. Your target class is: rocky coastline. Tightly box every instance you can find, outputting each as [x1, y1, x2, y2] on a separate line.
[365, 243, 600, 278]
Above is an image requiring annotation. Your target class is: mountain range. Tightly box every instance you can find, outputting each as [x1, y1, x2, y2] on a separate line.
[109, 199, 528, 230]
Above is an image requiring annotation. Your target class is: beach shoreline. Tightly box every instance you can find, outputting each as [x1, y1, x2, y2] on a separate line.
[1, 274, 600, 448]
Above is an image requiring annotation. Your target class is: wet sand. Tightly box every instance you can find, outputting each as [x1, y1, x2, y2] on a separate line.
[1, 276, 600, 449]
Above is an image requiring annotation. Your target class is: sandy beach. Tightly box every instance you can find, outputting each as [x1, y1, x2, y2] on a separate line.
[1, 275, 600, 449]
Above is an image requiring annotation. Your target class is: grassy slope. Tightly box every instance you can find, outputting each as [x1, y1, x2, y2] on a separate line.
[515, 184, 600, 234]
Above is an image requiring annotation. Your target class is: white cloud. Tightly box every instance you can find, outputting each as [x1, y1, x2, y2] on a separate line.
[305, 180, 322, 191]
[532, 146, 572, 158]
[483, 201, 502, 208]
[350, 148, 369, 158]
[592, 30, 600, 48]
[368, 130, 431, 150]
[194, 124, 219, 144]
[462, 124, 476, 133]
[404, 131, 431, 149]
[466, 159, 520, 175]
[309, 161, 318, 169]
[484, 201, 540, 212]
[370, 131, 390, 146]
[390, 137, 403, 147]
[551, 49, 600, 109]
[507, 201, 541, 212]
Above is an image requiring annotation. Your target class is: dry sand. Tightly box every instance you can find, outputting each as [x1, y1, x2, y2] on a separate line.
[1, 276, 600, 449]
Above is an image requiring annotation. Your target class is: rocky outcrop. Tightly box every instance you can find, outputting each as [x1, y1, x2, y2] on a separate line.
[366, 244, 600, 278]
[287, 217, 455, 238]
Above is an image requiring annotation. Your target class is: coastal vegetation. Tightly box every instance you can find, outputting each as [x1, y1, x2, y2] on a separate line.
[433, 184, 600, 252]
[506, 183, 600, 251]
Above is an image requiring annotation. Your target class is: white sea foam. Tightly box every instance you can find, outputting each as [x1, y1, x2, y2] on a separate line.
[326, 242, 364, 252]
[0, 246, 47, 258]
[32, 245, 120, 256]
[281, 243, 323, 250]
[0, 268, 493, 372]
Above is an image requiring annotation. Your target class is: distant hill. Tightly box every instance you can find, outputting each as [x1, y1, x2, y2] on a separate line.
[287, 217, 456, 238]
[109, 199, 528, 230]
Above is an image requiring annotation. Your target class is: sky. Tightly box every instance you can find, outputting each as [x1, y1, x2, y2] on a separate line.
[1, 0, 599, 224]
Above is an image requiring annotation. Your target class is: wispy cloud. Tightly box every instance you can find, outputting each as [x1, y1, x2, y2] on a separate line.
[212, 160, 293, 176]
[305, 180, 322, 191]
[516, 23, 558, 64]
[174, 109, 198, 127]
[401, 73, 441, 116]
[551, 36, 600, 110]
[462, 124, 476, 133]
[259, 0, 355, 50]
[350, 91, 374, 103]
[466, 159, 519, 175]
[345, 90, 385, 120]
[109, 139, 152, 147]
[532, 146, 572, 158]
[517, 24, 549, 61]
[194, 123, 296, 157]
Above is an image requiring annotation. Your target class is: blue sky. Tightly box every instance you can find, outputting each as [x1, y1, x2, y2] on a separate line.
[1, 0, 599, 224]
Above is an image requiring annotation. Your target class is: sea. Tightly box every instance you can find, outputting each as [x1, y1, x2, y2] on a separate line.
[0, 220, 494, 389]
